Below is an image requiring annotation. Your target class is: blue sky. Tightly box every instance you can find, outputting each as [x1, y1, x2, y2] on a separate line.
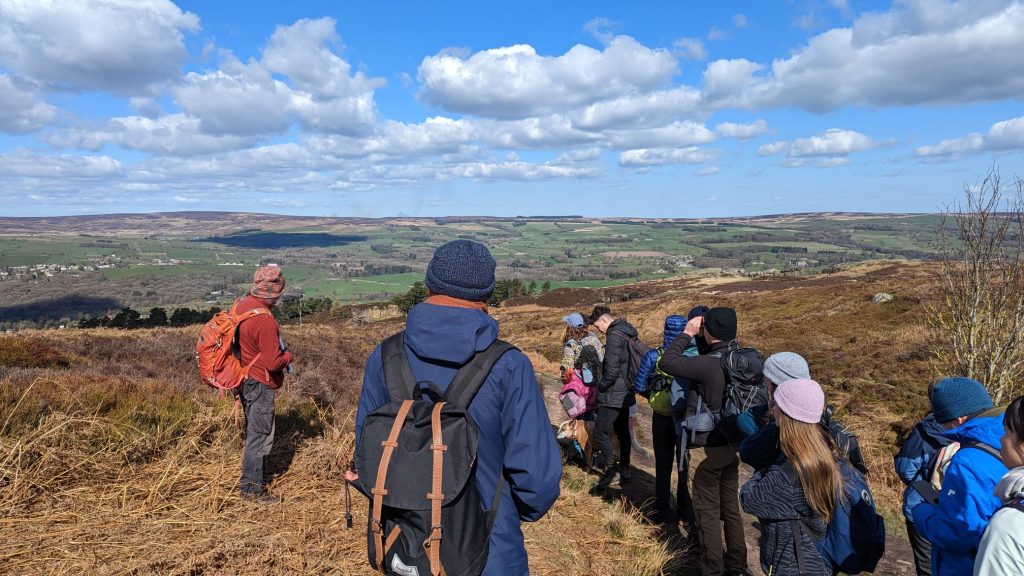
[1, 0, 1022, 217]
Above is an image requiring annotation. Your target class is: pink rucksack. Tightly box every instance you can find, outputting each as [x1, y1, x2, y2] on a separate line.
[559, 369, 596, 419]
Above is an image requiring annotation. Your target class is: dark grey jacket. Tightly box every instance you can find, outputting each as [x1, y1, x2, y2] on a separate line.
[597, 318, 638, 409]
[741, 459, 832, 576]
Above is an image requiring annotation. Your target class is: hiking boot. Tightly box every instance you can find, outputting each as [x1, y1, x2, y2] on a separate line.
[596, 469, 621, 489]
[620, 468, 632, 483]
[241, 490, 283, 505]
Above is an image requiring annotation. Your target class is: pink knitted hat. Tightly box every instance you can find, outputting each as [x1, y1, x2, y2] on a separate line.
[774, 378, 825, 424]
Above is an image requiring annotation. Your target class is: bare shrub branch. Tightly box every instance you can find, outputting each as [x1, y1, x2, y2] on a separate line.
[926, 168, 1024, 404]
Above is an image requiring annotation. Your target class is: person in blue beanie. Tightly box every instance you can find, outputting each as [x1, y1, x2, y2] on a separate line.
[894, 381, 953, 576]
[912, 377, 1007, 576]
[353, 240, 562, 575]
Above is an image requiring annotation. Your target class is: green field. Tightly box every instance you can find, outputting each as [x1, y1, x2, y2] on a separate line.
[0, 213, 943, 326]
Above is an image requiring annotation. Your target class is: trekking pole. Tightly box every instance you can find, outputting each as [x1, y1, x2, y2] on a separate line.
[344, 458, 356, 529]
[279, 335, 294, 374]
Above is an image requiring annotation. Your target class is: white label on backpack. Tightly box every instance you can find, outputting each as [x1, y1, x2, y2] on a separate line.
[391, 555, 420, 576]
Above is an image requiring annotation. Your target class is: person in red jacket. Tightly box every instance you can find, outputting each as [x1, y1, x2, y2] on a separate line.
[236, 264, 294, 504]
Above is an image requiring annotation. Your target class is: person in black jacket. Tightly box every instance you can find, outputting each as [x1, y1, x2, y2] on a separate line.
[659, 308, 749, 576]
[591, 307, 639, 489]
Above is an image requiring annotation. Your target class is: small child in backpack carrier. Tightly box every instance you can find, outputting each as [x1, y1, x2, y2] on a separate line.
[741, 379, 839, 576]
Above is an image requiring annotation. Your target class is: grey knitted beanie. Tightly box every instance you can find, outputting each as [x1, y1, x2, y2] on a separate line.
[424, 240, 496, 302]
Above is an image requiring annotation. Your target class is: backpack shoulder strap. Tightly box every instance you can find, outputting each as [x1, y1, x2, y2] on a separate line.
[443, 340, 516, 409]
[381, 332, 417, 401]
[960, 439, 1003, 464]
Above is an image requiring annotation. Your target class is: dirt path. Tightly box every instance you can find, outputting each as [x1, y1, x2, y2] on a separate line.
[538, 373, 917, 575]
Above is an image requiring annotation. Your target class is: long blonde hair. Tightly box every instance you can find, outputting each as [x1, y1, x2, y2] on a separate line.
[777, 412, 844, 524]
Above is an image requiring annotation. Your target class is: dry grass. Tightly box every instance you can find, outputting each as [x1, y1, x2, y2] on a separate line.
[1, 320, 672, 575]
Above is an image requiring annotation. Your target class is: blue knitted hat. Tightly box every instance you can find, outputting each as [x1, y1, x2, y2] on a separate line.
[930, 377, 994, 423]
[425, 240, 496, 302]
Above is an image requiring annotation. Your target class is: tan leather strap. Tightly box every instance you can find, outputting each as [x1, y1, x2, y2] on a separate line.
[384, 525, 402, 555]
[371, 399, 413, 572]
[425, 401, 448, 576]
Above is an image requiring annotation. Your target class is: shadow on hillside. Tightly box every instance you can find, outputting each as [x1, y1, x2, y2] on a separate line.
[265, 402, 328, 483]
[0, 293, 121, 323]
[197, 231, 368, 249]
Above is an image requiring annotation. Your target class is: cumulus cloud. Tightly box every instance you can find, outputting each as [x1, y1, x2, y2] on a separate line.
[571, 87, 703, 131]
[583, 17, 619, 44]
[171, 19, 383, 138]
[605, 121, 715, 150]
[698, 165, 720, 176]
[417, 36, 678, 119]
[0, 0, 199, 94]
[733, 14, 748, 28]
[716, 0, 1024, 111]
[757, 128, 876, 158]
[916, 115, 1024, 159]
[619, 147, 715, 167]
[1, 149, 122, 178]
[715, 119, 768, 140]
[0, 74, 56, 133]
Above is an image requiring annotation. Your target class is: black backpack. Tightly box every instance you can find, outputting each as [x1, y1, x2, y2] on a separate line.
[625, 336, 651, 392]
[709, 345, 766, 438]
[355, 332, 514, 576]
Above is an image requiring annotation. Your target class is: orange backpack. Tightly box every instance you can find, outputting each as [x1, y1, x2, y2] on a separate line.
[196, 301, 270, 392]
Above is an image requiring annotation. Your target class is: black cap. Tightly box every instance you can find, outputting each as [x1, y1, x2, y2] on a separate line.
[687, 305, 709, 320]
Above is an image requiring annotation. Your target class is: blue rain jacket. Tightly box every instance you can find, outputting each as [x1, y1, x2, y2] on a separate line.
[894, 413, 952, 521]
[912, 411, 1008, 576]
[355, 301, 562, 575]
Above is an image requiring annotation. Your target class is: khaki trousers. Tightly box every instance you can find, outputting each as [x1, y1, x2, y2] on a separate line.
[690, 445, 748, 576]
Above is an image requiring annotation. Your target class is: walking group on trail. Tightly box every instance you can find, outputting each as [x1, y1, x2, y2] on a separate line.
[198, 240, 1024, 576]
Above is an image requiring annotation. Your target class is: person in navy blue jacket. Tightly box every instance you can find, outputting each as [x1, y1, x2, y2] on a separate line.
[894, 387, 952, 576]
[912, 377, 1008, 576]
[353, 240, 562, 575]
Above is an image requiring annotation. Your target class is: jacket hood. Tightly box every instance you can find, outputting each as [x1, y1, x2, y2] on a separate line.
[944, 409, 1006, 449]
[662, 315, 686, 348]
[607, 318, 638, 339]
[916, 413, 952, 447]
[404, 302, 498, 365]
[995, 467, 1024, 502]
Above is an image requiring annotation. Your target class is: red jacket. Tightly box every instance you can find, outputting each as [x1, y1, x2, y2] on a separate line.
[235, 295, 293, 389]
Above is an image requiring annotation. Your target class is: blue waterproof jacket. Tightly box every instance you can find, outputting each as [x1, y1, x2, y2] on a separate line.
[894, 413, 952, 521]
[355, 301, 562, 575]
[912, 411, 1008, 576]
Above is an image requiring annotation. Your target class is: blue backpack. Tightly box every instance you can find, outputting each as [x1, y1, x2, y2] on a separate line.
[788, 460, 886, 574]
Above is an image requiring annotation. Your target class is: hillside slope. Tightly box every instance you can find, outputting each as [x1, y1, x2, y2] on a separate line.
[1, 262, 940, 574]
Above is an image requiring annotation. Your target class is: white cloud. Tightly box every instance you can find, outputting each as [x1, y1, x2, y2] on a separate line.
[605, 121, 716, 150]
[48, 114, 260, 156]
[715, 119, 768, 140]
[0, 0, 199, 95]
[570, 87, 703, 131]
[758, 128, 876, 158]
[733, 14, 748, 28]
[916, 115, 1024, 159]
[619, 147, 715, 167]
[672, 38, 708, 61]
[171, 18, 383, 137]
[417, 36, 678, 119]
[708, 27, 728, 41]
[0, 74, 56, 133]
[698, 165, 720, 176]
[583, 17, 619, 44]
[816, 157, 851, 167]
[720, 0, 1024, 111]
[1, 149, 122, 178]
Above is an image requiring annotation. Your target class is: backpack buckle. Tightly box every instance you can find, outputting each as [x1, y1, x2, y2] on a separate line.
[370, 519, 384, 535]
[423, 524, 442, 548]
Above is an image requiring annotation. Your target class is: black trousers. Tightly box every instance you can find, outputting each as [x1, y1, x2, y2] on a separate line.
[594, 406, 631, 472]
[652, 412, 695, 523]
[906, 518, 933, 576]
